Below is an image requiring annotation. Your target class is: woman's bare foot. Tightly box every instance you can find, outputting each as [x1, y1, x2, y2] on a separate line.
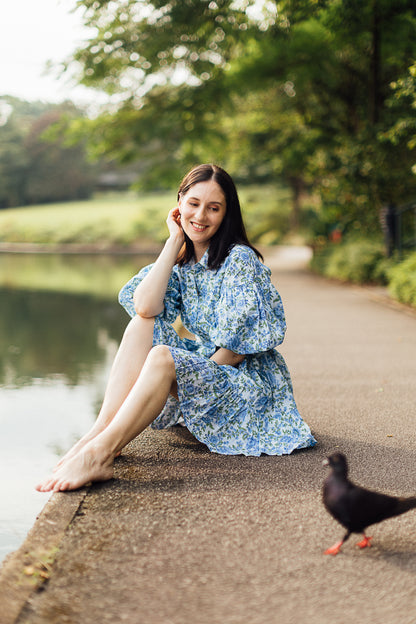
[53, 432, 99, 472]
[37, 443, 115, 492]
[54, 423, 125, 472]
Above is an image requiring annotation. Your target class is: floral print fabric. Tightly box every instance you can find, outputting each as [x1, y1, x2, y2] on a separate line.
[118, 245, 316, 456]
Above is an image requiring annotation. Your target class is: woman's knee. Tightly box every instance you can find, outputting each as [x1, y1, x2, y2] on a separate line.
[146, 345, 175, 374]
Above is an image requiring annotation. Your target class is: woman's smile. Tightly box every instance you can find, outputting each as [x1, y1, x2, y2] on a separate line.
[190, 221, 209, 232]
[178, 179, 227, 260]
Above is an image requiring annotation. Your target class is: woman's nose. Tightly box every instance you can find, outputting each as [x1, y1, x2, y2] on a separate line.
[194, 205, 206, 221]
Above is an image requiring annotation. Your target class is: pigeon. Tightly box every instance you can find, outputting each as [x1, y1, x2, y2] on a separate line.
[322, 452, 416, 555]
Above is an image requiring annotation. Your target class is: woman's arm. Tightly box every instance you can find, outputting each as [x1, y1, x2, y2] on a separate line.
[210, 347, 245, 367]
[133, 208, 184, 318]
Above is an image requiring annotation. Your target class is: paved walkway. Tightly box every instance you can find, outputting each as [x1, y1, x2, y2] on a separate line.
[1, 247, 416, 624]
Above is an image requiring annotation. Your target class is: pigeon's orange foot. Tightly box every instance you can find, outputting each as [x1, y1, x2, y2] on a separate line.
[357, 535, 372, 549]
[324, 540, 344, 555]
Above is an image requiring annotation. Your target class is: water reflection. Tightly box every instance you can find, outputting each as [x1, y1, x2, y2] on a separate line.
[0, 257, 145, 565]
[0, 252, 150, 300]
[0, 289, 126, 387]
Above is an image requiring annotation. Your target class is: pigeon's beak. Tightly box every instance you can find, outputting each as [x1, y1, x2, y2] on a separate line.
[322, 457, 329, 467]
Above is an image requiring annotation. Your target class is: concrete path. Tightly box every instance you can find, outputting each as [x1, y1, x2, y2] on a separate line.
[1, 247, 416, 624]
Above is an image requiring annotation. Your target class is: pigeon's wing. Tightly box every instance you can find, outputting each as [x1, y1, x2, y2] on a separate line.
[346, 485, 398, 532]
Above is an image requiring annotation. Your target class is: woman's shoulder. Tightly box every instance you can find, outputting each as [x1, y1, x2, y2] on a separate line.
[219, 245, 276, 296]
[224, 244, 261, 267]
[221, 244, 267, 277]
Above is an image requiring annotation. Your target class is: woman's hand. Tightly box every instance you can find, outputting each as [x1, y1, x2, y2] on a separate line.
[167, 207, 185, 244]
[133, 207, 185, 318]
[210, 348, 245, 367]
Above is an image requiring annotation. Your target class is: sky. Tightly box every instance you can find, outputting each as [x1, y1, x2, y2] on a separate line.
[0, 0, 100, 104]
[0, 0, 274, 105]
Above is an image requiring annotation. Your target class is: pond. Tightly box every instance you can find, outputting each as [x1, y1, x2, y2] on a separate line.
[0, 253, 152, 565]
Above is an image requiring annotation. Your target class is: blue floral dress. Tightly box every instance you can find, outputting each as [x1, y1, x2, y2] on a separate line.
[118, 244, 316, 456]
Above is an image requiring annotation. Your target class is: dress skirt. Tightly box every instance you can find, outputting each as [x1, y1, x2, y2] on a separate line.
[150, 317, 316, 457]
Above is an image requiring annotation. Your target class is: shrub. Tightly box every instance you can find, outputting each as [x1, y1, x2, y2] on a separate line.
[311, 239, 387, 284]
[388, 253, 416, 306]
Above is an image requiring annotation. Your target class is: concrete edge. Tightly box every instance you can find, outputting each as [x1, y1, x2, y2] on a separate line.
[0, 242, 162, 256]
[0, 488, 88, 624]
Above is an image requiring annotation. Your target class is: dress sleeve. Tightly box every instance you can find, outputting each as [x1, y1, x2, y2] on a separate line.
[211, 246, 286, 354]
[118, 264, 181, 323]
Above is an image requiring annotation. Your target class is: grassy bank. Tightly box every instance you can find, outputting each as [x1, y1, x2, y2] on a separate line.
[0, 186, 293, 248]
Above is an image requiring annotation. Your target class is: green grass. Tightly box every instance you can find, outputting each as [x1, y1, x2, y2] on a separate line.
[0, 192, 172, 246]
[0, 186, 292, 247]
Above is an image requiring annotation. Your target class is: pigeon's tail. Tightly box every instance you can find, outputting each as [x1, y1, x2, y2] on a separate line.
[395, 496, 416, 516]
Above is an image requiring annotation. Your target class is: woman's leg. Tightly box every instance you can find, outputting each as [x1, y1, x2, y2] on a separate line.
[55, 315, 155, 469]
[37, 345, 177, 492]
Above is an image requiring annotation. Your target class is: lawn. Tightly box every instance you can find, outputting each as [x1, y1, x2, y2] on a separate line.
[0, 186, 293, 247]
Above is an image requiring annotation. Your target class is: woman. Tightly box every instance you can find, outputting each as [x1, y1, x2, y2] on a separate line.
[36, 164, 316, 493]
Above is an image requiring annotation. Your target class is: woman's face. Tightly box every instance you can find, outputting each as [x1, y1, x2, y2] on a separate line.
[179, 179, 226, 259]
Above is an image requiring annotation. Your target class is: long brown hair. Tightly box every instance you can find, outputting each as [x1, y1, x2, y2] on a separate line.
[176, 164, 262, 270]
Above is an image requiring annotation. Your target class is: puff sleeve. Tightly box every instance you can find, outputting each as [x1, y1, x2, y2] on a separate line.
[118, 264, 181, 323]
[210, 246, 286, 354]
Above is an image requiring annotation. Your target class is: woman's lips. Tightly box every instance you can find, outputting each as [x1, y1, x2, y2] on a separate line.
[191, 222, 208, 231]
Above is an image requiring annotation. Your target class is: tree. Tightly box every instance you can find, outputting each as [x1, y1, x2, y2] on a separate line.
[24, 105, 96, 203]
[66, 0, 416, 234]
[384, 61, 416, 173]
[0, 107, 29, 208]
[62, 0, 260, 186]
[0, 97, 96, 207]
[211, 87, 319, 226]
[230, 0, 416, 231]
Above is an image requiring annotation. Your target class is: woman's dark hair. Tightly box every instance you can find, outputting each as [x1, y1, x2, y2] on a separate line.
[176, 163, 262, 270]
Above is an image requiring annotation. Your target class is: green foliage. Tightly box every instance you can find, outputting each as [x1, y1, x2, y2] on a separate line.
[311, 238, 388, 284]
[270, 2, 416, 229]
[63, 0, 416, 239]
[0, 97, 96, 207]
[239, 185, 293, 244]
[388, 252, 416, 306]
[0, 105, 28, 207]
[311, 237, 416, 308]
[384, 61, 416, 173]
[72, 0, 252, 94]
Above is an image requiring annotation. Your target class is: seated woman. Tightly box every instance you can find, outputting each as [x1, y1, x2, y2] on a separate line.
[36, 163, 316, 493]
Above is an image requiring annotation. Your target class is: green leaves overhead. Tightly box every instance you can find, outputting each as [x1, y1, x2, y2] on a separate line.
[66, 0, 416, 233]
[72, 0, 256, 97]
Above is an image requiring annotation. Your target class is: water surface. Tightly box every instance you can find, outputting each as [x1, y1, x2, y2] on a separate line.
[0, 254, 146, 564]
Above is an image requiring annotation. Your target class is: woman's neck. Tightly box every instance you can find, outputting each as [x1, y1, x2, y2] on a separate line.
[193, 242, 209, 263]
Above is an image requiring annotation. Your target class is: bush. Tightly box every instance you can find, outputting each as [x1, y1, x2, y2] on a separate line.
[388, 253, 416, 306]
[311, 238, 387, 284]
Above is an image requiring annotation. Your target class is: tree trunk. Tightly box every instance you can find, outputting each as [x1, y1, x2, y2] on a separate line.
[370, 1, 381, 125]
[288, 176, 305, 230]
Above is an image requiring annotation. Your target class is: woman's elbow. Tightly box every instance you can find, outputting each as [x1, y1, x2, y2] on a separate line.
[134, 301, 163, 318]
[233, 353, 245, 365]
